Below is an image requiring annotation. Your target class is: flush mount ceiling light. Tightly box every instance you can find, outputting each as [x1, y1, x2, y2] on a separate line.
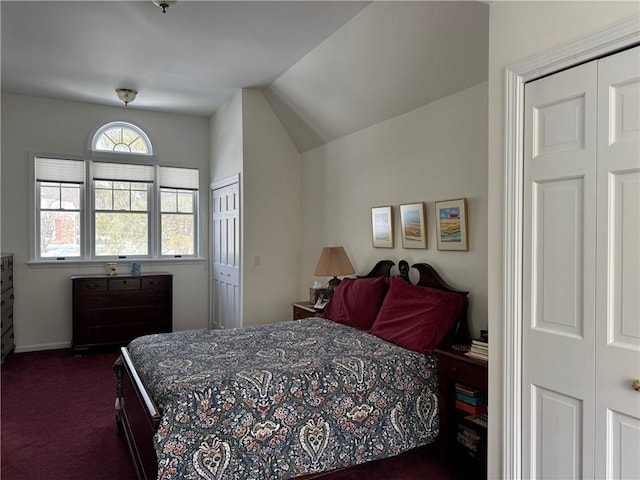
[116, 88, 137, 107]
[152, 0, 176, 13]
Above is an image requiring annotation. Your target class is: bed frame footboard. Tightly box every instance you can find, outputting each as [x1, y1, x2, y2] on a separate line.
[114, 347, 161, 480]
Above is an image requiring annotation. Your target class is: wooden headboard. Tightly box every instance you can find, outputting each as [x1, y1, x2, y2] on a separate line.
[360, 259, 471, 348]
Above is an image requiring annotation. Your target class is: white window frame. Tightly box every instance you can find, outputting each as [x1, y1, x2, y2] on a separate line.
[30, 154, 200, 263]
[158, 166, 200, 258]
[90, 121, 153, 156]
[33, 157, 86, 261]
[91, 161, 155, 259]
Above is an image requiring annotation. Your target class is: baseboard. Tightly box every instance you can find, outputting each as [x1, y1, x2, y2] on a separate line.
[15, 341, 71, 353]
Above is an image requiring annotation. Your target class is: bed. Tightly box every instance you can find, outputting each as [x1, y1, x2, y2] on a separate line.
[113, 260, 471, 480]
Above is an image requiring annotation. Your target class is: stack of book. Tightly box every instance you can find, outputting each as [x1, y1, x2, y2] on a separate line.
[455, 383, 487, 415]
[455, 383, 488, 460]
[465, 330, 488, 361]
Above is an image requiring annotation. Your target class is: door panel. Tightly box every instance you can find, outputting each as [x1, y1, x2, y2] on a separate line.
[595, 45, 640, 480]
[533, 386, 583, 480]
[523, 60, 598, 480]
[211, 181, 241, 330]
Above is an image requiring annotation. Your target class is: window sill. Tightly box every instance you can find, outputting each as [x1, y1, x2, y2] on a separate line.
[27, 257, 207, 268]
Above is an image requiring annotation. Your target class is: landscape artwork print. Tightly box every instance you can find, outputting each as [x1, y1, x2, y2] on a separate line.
[371, 206, 394, 248]
[400, 203, 427, 249]
[435, 198, 468, 251]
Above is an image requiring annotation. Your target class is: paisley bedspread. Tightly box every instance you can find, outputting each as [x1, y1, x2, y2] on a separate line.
[126, 317, 439, 480]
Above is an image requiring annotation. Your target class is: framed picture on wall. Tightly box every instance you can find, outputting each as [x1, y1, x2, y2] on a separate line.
[399, 202, 427, 249]
[435, 198, 468, 251]
[371, 206, 394, 248]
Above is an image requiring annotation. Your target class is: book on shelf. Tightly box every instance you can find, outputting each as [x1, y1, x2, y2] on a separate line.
[455, 382, 482, 397]
[457, 424, 482, 454]
[472, 339, 488, 348]
[456, 391, 487, 406]
[465, 350, 488, 360]
[469, 345, 488, 355]
[470, 342, 488, 351]
[455, 399, 488, 415]
[465, 413, 488, 428]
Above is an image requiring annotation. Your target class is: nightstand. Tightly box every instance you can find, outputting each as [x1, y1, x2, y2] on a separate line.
[291, 301, 317, 321]
[435, 345, 488, 479]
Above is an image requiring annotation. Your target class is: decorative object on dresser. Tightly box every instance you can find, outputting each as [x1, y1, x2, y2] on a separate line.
[435, 198, 469, 251]
[313, 246, 355, 295]
[435, 345, 488, 479]
[1, 253, 15, 363]
[371, 206, 394, 248]
[400, 202, 427, 249]
[71, 272, 172, 353]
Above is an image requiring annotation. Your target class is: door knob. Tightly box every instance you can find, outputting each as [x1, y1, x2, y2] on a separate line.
[632, 380, 640, 392]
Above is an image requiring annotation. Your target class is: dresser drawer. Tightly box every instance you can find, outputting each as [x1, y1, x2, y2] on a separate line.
[1, 326, 15, 359]
[1, 288, 14, 314]
[74, 279, 108, 294]
[1, 308, 13, 336]
[75, 307, 170, 327]
[1, 257, 13, 291]
[109, 278, 141, 291]
[142, 276, 171, 290]
[74, 320, 171, 347]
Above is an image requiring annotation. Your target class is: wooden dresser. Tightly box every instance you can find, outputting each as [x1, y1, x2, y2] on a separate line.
[71, 272, 172, 353]
[1, 253, 15, 363]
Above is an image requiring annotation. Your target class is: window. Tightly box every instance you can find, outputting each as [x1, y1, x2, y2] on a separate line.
[35, 158, 85, 259]
[93, 162, 154, 257]
[32, 122, 199, 262]
[33, 157, 199, 261]
[159, 167, 199, 256]
[91, 122, 152, 155]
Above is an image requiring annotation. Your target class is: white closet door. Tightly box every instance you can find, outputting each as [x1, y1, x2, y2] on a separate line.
[595, 45, 640, 480]
[523, 61, 598, 479]
[211, 181, 241, 330]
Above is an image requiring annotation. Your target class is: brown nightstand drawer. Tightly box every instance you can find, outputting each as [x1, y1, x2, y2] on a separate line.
[291, 301, 317, 321]
[438, 352, 487, 386]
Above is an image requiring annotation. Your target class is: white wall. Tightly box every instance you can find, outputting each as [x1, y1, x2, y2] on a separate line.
[241, 89, 302, 326]
[1, 93, 210, 351]
[209, 89, 302, 327]
[487, 3, 639, 478]
[210, 90, 243, 184]
[300, 82, 488, 337]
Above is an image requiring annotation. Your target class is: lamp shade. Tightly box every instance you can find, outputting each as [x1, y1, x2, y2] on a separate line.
[314, 246, 355, 277]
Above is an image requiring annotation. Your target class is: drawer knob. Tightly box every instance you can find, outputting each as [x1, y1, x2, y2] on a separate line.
[450, 366, 458, 375]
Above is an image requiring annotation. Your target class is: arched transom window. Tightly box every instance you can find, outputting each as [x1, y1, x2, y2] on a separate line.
[91, 121, 152, 155]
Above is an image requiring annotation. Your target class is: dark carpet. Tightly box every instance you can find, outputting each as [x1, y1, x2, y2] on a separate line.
[1, 349, 453, 480]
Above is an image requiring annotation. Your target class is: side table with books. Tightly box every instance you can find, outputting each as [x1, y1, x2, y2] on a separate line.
[435, 344, 488, 479]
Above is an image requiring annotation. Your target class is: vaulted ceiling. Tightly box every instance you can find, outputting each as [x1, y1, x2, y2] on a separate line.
[1, 1, 489, 152]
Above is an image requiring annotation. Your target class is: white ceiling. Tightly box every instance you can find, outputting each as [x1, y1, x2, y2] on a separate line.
[1, 1, 368, 115]
[1, 1, 489, 152]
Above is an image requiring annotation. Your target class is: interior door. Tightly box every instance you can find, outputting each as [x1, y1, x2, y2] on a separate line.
[523, 60, 598, 480]
[594, 45, 640, 480]
[211, 179, 241, 330]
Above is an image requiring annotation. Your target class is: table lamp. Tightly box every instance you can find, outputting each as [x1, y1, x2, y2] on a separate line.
[314, 246, 355, 295]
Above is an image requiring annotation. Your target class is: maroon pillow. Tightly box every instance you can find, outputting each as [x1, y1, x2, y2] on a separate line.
[370, 276, 466, 354]
[319, 277, 388, 331]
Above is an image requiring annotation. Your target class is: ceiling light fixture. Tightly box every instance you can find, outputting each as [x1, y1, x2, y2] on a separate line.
[152, 0, 176, 13]
[116, 88, 137, 107]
